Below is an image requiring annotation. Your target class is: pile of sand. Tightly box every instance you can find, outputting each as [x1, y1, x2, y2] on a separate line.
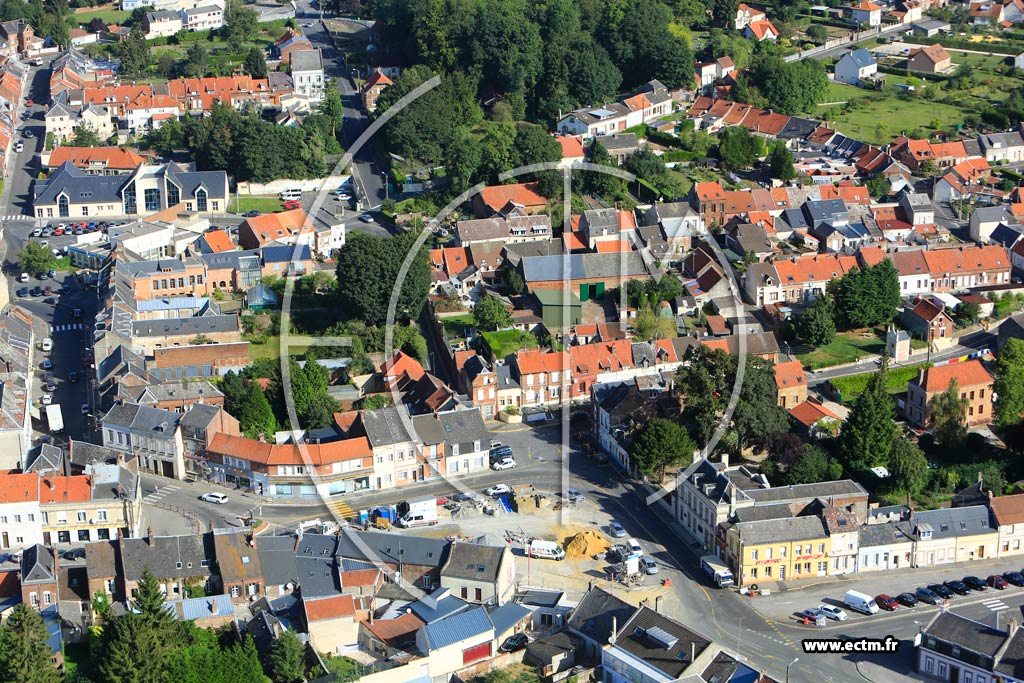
[564, 530, 610, 560]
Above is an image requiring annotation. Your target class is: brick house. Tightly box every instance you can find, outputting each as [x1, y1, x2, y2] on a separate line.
[118, 530, 217, 602]
[472, 182, 547, 218]
[337, 530, 450, 592]
[693, 182, 727, 226]
[361, 69, 392, 112]
[21, 544, 59, 610]
[905, 359, 994, 428]
[774, 359, 807, 409]
[908, 43, 951, 73]
[901, 297, 954, 343]
[512, 348, 570, 407]
[212, 528, 263, 602]
[148, 342, 252, 381]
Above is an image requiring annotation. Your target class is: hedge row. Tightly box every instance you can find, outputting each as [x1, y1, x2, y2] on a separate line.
[901, 34, 1021, 55]
[661, 150, 708, 162]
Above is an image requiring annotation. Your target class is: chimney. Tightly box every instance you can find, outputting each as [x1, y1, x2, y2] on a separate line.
[369, 609, 374, 624]
[147, 526, 153, 544]
[258, 433, 265, 443]
[209, 519, 214, 532]
[210, 599, 218, 615]
[655, 595, 663, 613]
[691, 642, 696, 662]
[720, 453, 729, 469]
[611, 616, 618, 643]
[293, 534, 300, 552]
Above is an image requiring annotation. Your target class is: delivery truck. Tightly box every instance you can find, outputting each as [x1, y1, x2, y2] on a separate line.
[701, 554, 734, 588]
[45, 404, 64, 433]
[396, 495, 438, 528]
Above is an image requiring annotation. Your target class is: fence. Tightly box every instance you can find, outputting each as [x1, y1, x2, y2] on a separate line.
[236, 176, 351, 195]
[148, 499, 203, 533]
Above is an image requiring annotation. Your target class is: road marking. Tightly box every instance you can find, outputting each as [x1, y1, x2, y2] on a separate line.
[983, 598, 1009, 612]
[326, 498, 355, 520]
[143, 485, 180, 502]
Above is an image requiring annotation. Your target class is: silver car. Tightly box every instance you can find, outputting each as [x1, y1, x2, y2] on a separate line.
[608, 521, 626, 538]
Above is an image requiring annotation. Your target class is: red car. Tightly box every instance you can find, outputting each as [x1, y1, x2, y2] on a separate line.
[875, 594, 898, 611]
[283, 200, 301, 210]
[988, 575, 1009, 590]
[53, 227, 64, 236]
[25, 98, 32, 107]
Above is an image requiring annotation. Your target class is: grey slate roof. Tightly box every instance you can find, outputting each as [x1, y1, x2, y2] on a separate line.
[858, 521, 912, 548]
[262, 244, 312, 263]
[435, 409, 487, 456]
[923, 611, 1007, 659]
[119, 533, 216, 581]
[441, 543, 505, 581]
[733, 514, 828, 545]
[614, 606, 712, 679]
[21, 544, 55, 583]
[257, 534, 300, 587]
[34, 162, 127, 206]
[898, 505, 995, 540]
[996, 629, 1024, 679]
[131, 314, 239, 337]
[26, 443, 63, 474]
[409, 587, 470, 623]
[567, 586, 635, 646]
[422, 606, 492, 650]
[522, 252, 648, 282]
[488, 601, 531, 637]
[125, 380, 223, 406]
[199, 248, 261, 270]
[101, 403, 181, 435]
[180, 402, 222, 429]
[840, 48, 876, 69]
[337, 529, 448, 568]
[360, 406, 415, 447]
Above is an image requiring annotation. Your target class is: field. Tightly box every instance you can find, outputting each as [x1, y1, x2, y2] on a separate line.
[232, 195, 285, 214]
[482, 329, 538, 358]
[819, 95, 973, 145]
[794, 331, 885, 370]
[72, 6, 131, 26]
[828, 363, 928, 404]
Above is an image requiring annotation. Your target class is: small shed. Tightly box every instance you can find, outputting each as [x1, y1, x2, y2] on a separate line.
[534, 289, 583, 330]
[246, 282, 280, 310]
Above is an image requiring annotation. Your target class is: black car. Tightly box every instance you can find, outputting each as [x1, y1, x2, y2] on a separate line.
[915, 587, 940, 605]
[928, 583, 954, 600]
[69, 371, 78, 383]
[60, 548, 85, 561]
[43, 297, 57, 305]
[242, 210, 261, 217]
[30, 287, 43, 296]
[488, 445, 513, 462]
[1004, 571, 1024, 586]
[896, 592, 918, 607]
[44, 381, 56, 392]
[498, 633, 528, 653]
[15, 287, 27, 297]
[944, 580, 970, 595]
[964, 576, 988, 591]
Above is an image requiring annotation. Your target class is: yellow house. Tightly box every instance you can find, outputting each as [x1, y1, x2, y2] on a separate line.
[902, 506, 998, 567]
[725, 515, 831, 585]
[990, 493, 1024, 558]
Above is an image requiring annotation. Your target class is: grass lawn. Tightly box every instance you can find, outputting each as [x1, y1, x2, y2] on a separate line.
[244, 335, 312, 361]
[828, 363, 928, 404]
[232, 195, 285, 214]
[794, 332, 885, 370]
[483, 329, 538, 358]
[819, 96, 972, 145]
[949, 51, 1010, 71]
[73, 6, 130, 25]
[441, 314, 475, 339]
[823, 80, 864, 103]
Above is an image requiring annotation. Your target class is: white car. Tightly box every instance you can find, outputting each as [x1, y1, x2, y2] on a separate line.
[200, 492, 229, 504]
[491, 457, 516, 471]
[31, 228, 41, 237]
[626, 539, 643, 557]
[333, 193, 351, 201]
[818, 605, 848, 621]
[41, 394, 52, 405]
[484, 484, 512, 497]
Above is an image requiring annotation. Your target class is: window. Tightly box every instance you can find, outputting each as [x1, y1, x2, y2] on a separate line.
[43, 591, 51, 605]
[124, 183, 137, 214]
[461, 587, 468, 599]
[58, 194, 69, 217]
[196, 188, 208, 211]
[77, 512, 86, 522]
[475, 588, 482, 601]
[27, 514, 33, 522]
[12, 515, 19, 523]
[167, 182, 180, 206]
[98, 510, 107, 521]
[30, 592, 38, 607]
[82, 206, 88, 216]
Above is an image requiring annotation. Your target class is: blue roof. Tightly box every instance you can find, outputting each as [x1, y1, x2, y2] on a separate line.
[841, 48, 876, 68]
[166, 593, 234, 621]
[137, 296, 209, 311]
[423, 606, 493, 650]
[247, 282, 279, 306]
[40, 605, 62, 656]
[488, 602, 532, 637]
[262, 245, 312, 263]
[409, 588, 469, 623]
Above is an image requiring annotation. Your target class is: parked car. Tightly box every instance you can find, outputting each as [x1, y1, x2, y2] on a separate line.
[69, 371, 78, 383]
[488, 445, 513, 461]
[988, 575, 1009, 590]
[944, 580, 970, 596]
[242, 210, 261, 217]
[491, 457, 516, 471]
[800, 607, 824, 622]
[1003, 571, 1024, 586]
[42, 297, 57, 305]
[928, 583, 954, 600]
[484, 484, 512, 497]
[915, 587, 940, 605]
[200, 492, 229, 504]
[15, 288, 27, 297]
[498, 633, 528, 653]
[641, 557, 658, 575]
[81, 403, 89, 415]
[626, 539, 643, 557]
[41, 394, 52, 405]
[42, 359, 52, 370]
[818, 605, 848, 621]
[963, 576, 988, 591]
[44, 381, 56, 392]
[359, 213, 373, 222]
[608, 521, 626, 538]
[896, 592, 919, 607]
[875, 594, 898, 611]
[60, 548, 85, 561]
[31, 228, 41, 237]
[565, 488, 585, 504]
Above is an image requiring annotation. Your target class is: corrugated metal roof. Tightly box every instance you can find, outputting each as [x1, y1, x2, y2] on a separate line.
[423, 606, 493, 650]
[167, 593, 234, 621]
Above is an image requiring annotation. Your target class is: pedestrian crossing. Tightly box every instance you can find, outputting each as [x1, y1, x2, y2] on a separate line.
[143, 484, 180, 503]
[326, 498, 355, 520]
[983, 598, 1009, 612]
[51, 323, 85, 333]
[0, 215, 31, 222]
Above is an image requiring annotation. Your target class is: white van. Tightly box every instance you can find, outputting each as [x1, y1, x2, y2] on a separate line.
[278, 188, 302, 200]
[18, 273, 28, 283]
[528, 540, 565, 561]
[844, 590, 878, 615]
[40, 338, 52, 352]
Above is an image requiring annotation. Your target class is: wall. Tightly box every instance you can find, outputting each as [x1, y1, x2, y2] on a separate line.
[236, 176, 351, 196]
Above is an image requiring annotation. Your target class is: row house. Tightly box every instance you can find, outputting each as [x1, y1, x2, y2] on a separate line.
[413, 409, 489, 481]
[512, 348, 570, 407]
[933, 157, 998, 203]
[39, 462, 143, 546]
[556, 80, 673, 138]
[204, 433, 375, 499]
[922, 245, 1010, 293]
[724, 513, 832, 585]
[454, 351, 522, 419]
[917, 611, 1024, 683]
[905, 359, 994, 429]
[890, 136, 980, 171]
[743, 253, 858, 306]
[0, 472, 44, 550]
[455, 214, 552, 247]
[45, 102, 115, 146]
[991, 493, 1024, 558]
[361, 405, 426, 490]
[101, 403, 186, 479]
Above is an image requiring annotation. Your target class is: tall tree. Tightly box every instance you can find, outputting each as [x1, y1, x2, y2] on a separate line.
[263, 629, 306, 683]
[473, 295, 514, 331]
[119, 24, 152, 77]
[583, 140, 623, 196]
[828, 261, 899, 329]
[335, 231, 430, 326]
[182, 42, 209, 78]
[239, 381, 278, 439]
[888, 439, 929, 496]
[244, 46, 269, 78]
[225, 0, 260, 49]
[717, 126, 761, 171]
[132, 568, 173, 633]
[71, 123, 102, 147]
[932, 378, 968, 449]
[838, 360, 898, 470]
[0, 604, 62, 683]
[99, 612, 167, 683]
[17, 243, 57, 274]
[794, 294, 835, 346]
[629, 417, 696, 480]
[784, 443, 842, 485]
[732, 356, 790, 451]
[993, 337, 1024, 427]
[768, 140, 796, 181]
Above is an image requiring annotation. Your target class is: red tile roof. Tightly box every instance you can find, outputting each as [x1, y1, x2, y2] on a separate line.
[0, 472, 39, 503]
[39, 475, 91, 504]
[516, 348, 569, 375]
[915, 359, 993, 393]
[746, 18, 778, 39]
[207, 433, 373, 466]
[990, 493, 1024, 526]
[910, 297, 948, 323]
[790, 400, 839, 427]
[921, 245, 1008, 277]
[557, 136, 585, 160]
[362, 612, 425, 645]
[695, 182, 727, 201]
[48, 146, 145, 170]
[242, 208, 310, 245]
[202, 230, 234, 253]
[304, 594, 356, 622]
[774, 360, 806, 390]
[774, 254, 858, 285]
[595, 240, 633, 253]
[569, 340, 633, 376]
[478, 182, 547, 213]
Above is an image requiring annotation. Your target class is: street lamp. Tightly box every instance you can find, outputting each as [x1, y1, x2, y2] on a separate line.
[787, 657, 800, 683]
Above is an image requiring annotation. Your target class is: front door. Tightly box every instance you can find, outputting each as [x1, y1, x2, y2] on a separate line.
[779, 565, 786, 581]
[949, 665, 959, 683]
[978, 545, 985, 558]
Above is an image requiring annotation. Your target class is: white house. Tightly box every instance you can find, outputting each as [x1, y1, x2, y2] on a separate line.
[557, 81, 673, 138]
[182, 4, 224, 31]
[143, 9, 183, 39]
[0, 472, 44, 550]
[834, 48, 877, 85]
[290, 49, 324, 103]
[850, 0, 883, 25]
[734, 2, 766, 29]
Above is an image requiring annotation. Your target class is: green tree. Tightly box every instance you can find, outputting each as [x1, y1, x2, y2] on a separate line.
[225, 0, 259, 49]
[239, 381, 278, 439]
[838, 360, 898, 470]
[505, 267, 526, 295]
[132, 568, 173, 633]
[866, 174, 890, 199]
[732, 356, 790, 451]
[473, 295, 514, 331]
[634, 305, 658, 340]
[120, 23, 152, 77]
[807, 24, 828, 43]
[717, 126, 761, 171]
[356, 394, 393, 410]
[335, 231, 430, 326]
[182, 41, 209, 78]
[629, 417, 696, 480]
[785, 443, 842, 485]
[794, 295, 836, 346]
[319, 90, 344, 137]
[17, 242, 57, 274]
[71, 123, 102, 147]
[888, 439, 929, 496]
[767, 140, 796, 181]
[932, 378, 968, 449]
[244, 46, 268, 78]
[99, 612, 166, 683]
[828, 261, 899, 329]
[0, 603, 62, 683]
[623, 149, 666, 183]
[156, 51, 178, 78]
[993, 337, 1024, 427]
[264, 629, 306, 683]
[583, 140, 624, 196]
